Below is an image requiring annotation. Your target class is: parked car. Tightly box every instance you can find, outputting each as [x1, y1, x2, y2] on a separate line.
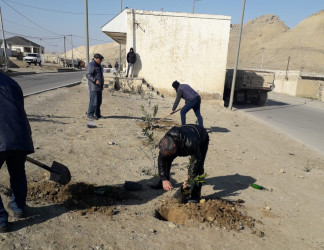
[23, 53, 42, 66]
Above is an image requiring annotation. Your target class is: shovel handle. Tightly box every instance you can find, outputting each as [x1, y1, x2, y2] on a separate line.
[156, 107, 182, 123]
[26, 156, 61, 175]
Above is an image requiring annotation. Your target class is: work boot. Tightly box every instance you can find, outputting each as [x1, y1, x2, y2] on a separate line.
[188, 183, 202, 203]
[0, 224, 8, 233]
[8, 201, 25, 219]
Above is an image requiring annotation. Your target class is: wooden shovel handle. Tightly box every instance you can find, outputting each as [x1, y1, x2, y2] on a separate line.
[156, 107, 182, 123]
[26, 156, 61, 175]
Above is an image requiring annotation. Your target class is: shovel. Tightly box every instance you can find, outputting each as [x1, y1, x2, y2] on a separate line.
[26, 156, 71, 185]
[153, 107, 182, 125]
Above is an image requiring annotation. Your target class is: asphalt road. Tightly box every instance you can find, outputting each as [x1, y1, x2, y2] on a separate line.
[11, 71, 85, 96]
[10, 72, 324, 156]
[235, 92, 324, 156]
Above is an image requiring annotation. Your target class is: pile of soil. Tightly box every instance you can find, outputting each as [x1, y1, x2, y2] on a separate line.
[27, 181, 131, 215]
[156, 198, 263, 236]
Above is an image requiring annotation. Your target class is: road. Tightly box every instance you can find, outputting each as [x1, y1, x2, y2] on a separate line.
[235, 92, 324, 156]
[11, 71, 85, 96]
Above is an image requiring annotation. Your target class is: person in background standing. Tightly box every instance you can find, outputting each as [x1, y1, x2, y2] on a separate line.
[125, 48, 136, 77]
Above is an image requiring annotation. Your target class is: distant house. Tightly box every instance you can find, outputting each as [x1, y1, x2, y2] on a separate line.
[101, 9, 231, 100]
[0, 36, 44, 56]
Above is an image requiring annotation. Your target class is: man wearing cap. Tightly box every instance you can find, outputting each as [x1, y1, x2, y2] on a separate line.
[171, 80, 203, 127]
[86, 53, 104, 120]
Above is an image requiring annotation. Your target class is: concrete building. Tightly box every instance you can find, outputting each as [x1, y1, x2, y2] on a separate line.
[102, 9, 231, 100]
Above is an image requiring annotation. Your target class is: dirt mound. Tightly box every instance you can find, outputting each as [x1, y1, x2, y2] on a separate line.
[27, 181, 131, 215]
[156, 198, 264, 236]
[228, 10, 324, 73]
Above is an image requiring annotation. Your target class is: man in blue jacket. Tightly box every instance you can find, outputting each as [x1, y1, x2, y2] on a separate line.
[86, 53, 104, 120]
[171, 80, 203, 127]
[0, 72, 34, 233]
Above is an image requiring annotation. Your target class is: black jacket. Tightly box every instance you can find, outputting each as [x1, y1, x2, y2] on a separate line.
[0, 73, 34, 153]
[127, 51, 137, 64]
[158, 125, 209, 181]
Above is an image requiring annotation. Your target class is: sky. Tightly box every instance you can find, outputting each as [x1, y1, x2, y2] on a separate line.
[1, 0, 324, 53]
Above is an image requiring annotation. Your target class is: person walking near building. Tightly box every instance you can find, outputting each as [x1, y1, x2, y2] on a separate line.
[125, 48, 136, 77]
[0, 72, 35, 233]
[86, 53, 104, 120]
[171, 80, 203, 127]
[152, 124, 209, 203]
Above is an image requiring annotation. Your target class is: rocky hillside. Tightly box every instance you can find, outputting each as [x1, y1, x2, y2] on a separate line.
[63, 42, 126, 68]
[227, 10, 324, 73]
[63, 10, 324, 74]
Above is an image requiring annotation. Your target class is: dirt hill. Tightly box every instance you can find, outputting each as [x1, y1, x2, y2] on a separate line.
[63, 42, 126, 67]
[63, 10, 324, 74]
[227, 10, 324, 73]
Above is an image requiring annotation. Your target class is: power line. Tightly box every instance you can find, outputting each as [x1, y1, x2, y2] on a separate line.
[2, 30, 62, 40]
[1, 0, 65, 36]
[5, 0, 117, 16]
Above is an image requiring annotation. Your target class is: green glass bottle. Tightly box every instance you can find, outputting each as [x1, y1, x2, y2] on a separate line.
[250, 183, 264, 190]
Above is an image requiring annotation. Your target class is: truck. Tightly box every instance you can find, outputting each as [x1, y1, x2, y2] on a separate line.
[23, 53, 42, 66]
[223, 69, 275, 106]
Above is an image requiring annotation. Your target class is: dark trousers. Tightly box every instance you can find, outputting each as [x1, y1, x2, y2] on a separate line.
[88, 91, 102, 117]
[0, 151, 27, 226]
[190, 133, 209, 200]
[180, 96, 203, 127]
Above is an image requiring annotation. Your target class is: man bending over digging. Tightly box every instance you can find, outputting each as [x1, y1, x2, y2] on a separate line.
[151, 124, 209, 203]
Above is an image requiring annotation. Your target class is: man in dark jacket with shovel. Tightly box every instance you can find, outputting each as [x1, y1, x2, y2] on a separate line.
[152, 124, 209, 203]
[171, 80, 203, 127]
[0, 72, 34, 233]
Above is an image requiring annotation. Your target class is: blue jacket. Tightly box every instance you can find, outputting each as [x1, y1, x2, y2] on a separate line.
[172, 84, 199, 111]
[0, 73, 34, 153]
[86, 60, 104, 91]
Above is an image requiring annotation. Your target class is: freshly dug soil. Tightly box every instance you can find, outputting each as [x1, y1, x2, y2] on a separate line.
[27, 181, 131, 216]
[156, 198, 261, 234]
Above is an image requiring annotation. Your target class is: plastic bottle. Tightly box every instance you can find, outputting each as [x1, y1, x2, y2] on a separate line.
[250, 183, 264, 190]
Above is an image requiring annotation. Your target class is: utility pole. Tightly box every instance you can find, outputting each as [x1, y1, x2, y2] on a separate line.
[85, 0, 89, 64]
[39, 38, 42, 54]
[64, 36, 67, 67]
[71, 35, 74, 68]
[260, 47, 265, 69]
[192, 0, 201, 14]
[285, 56, 290, 80]
[0, 6, 8, 71]
[119, 0, 122, 72]
[228, 0, 246, 110]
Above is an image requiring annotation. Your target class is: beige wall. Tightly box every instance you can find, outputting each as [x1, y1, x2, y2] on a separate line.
[296, 79, 320, 99]
[125, 10, 231, 99]
[273, 71, 299, 96]
[273, 70, 324, 101]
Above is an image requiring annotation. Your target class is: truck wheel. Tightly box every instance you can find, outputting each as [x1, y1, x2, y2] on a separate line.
[257, 92, 268, 106]
[39, 61, 42, 66]
[27, 62, 31, 65]
[34, 62, 37, 65]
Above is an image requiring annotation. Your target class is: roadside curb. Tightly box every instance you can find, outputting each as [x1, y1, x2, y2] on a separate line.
[6, 71, 37, 76]
[24, 81, 82, 98]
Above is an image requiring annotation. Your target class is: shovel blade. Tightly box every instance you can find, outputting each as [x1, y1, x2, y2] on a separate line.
[49, 161, 71, 185]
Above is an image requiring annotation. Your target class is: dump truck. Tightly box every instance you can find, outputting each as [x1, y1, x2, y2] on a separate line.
[224, 69, 275, 106]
